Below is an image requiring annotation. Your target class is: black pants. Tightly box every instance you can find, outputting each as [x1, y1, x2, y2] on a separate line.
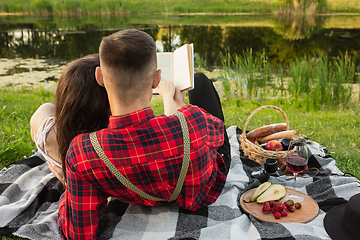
[188, 73, 231, 171]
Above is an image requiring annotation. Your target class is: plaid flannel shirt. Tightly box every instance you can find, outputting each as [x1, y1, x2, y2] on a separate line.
[58, 105, 227, 240]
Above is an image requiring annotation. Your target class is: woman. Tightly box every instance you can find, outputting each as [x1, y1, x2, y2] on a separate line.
[30, 54, 110, 185]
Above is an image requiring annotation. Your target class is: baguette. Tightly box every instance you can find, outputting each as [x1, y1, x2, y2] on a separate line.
[246, 123, 288, 139]
[257, 130, 299, 143]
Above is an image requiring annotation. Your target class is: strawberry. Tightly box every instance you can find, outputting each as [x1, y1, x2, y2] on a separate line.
[281, 210, 288, 217]
[286, 200, 294, 206]
[283, 204, 287, 211]
[263, 202, 271, 208]
[280, 203, 286, 210]
[288, 205, 296, 212]
[274, 203, 283, 213]
[268, 200, 276, 207]
[274, 212, 282, 219]
[262, 204, 272, 214]
[295, 202, 302, 209]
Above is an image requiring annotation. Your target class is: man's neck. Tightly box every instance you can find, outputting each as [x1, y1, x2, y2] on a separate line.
[108, 95, 151, 116]
[110, 101, 150, 116]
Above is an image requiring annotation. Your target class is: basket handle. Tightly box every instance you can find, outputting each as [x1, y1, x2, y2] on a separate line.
[242, 105, 290, 140]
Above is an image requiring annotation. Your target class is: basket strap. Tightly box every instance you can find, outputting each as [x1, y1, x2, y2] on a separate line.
[89, 110, 190, 203]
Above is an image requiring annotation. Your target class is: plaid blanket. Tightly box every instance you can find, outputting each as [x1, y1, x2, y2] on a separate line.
[0, 126, 359, 240]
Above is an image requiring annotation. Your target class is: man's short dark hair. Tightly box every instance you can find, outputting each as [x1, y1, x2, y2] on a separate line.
[99, 29, 157, 103]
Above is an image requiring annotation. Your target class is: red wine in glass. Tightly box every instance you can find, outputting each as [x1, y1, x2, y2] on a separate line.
[284, 139, 308, 203]
[286, 156, 307, 173]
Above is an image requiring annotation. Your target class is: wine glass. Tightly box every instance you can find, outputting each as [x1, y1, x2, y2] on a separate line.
[284, 138, 308, 203]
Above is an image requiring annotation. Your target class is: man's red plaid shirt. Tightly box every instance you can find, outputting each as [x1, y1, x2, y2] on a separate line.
[58, 105, 228, 240]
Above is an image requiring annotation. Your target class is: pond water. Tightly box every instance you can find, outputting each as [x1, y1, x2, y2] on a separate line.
[0, 14, 360, 89]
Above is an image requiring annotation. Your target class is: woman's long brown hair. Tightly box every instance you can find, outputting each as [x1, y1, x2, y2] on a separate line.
[55, 54, 110, 179]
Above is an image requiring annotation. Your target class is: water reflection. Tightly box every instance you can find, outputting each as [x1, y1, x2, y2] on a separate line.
[274, 14, 324, 40]
[0, 14, 360, 70]
[1, 66, 50, 76]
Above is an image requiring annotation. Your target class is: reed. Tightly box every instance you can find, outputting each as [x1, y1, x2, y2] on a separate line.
[219, 49, 275, 101]
[218, 49, 358, 110]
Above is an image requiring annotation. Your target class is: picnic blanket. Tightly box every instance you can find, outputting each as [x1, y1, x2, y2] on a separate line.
[0, 126, 359, 240]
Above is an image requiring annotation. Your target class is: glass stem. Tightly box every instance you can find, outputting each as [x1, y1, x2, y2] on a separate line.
[293, 173, 298, 190]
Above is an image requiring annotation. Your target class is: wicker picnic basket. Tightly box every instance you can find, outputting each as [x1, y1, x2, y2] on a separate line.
[239, 105, 290, 165]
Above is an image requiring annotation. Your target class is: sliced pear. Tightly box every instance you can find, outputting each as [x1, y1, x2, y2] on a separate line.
[250, 182, 271, 202]
[256, 184, 287, 203]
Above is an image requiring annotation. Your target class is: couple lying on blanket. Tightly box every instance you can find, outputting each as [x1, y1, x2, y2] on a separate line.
[29, 29, 231, 240]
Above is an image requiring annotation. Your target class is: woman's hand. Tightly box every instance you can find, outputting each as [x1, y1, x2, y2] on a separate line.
[48, 161, 66, 187]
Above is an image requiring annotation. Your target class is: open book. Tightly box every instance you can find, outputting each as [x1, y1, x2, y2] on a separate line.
[154, 43, 194, 94]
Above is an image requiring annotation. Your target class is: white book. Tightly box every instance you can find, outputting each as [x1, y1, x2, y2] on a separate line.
[154, 43, 194, 94]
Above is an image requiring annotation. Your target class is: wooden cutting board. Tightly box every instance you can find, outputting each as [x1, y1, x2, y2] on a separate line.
[239, 188, 319, 223]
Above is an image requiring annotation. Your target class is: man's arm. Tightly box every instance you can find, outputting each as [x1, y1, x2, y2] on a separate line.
[204, 112, 225, 148]
[181, 105, 225, 149]
[58, 155, 108, 240]
[158, 81, 186, 116]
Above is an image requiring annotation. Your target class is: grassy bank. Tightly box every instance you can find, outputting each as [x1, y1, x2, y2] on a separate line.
[0, 0, 359, 15]
[1, 86, 359, 182]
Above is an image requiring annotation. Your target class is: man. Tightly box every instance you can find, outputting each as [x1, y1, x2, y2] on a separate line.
[56, 29, 230, 239]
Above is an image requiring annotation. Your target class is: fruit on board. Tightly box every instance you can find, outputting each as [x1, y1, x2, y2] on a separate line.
[256, 184, 287, 203]
[274, 203, 284, 213]
[262, 204, 272, 214]
[268, 200, 276, 207]
[288, 205, 296, 212]
[265, 140, 284, 151]
[274, 212, 282, 219]
[250, 182, 271, 202]
[260, 199, 302, 219]
[284, 200, 294, 208]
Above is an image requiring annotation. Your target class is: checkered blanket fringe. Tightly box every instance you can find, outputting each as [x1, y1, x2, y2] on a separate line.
[0, 126, 359, 240]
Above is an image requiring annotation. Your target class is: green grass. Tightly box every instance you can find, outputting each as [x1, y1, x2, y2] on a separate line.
[327, 0, 360, 13]
[0, 0, 360, 14]
[0, 87, 54, 168]
[0, 0, 278, 14]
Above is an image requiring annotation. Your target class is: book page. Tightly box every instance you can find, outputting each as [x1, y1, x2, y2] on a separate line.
[153, 52, 174, 94]
[173, 44, 194, 91]
[157, 52, 174, 82]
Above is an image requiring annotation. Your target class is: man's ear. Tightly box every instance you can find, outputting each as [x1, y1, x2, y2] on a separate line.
[152, 69, 161, 89]
[95, 67, 104, 87]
